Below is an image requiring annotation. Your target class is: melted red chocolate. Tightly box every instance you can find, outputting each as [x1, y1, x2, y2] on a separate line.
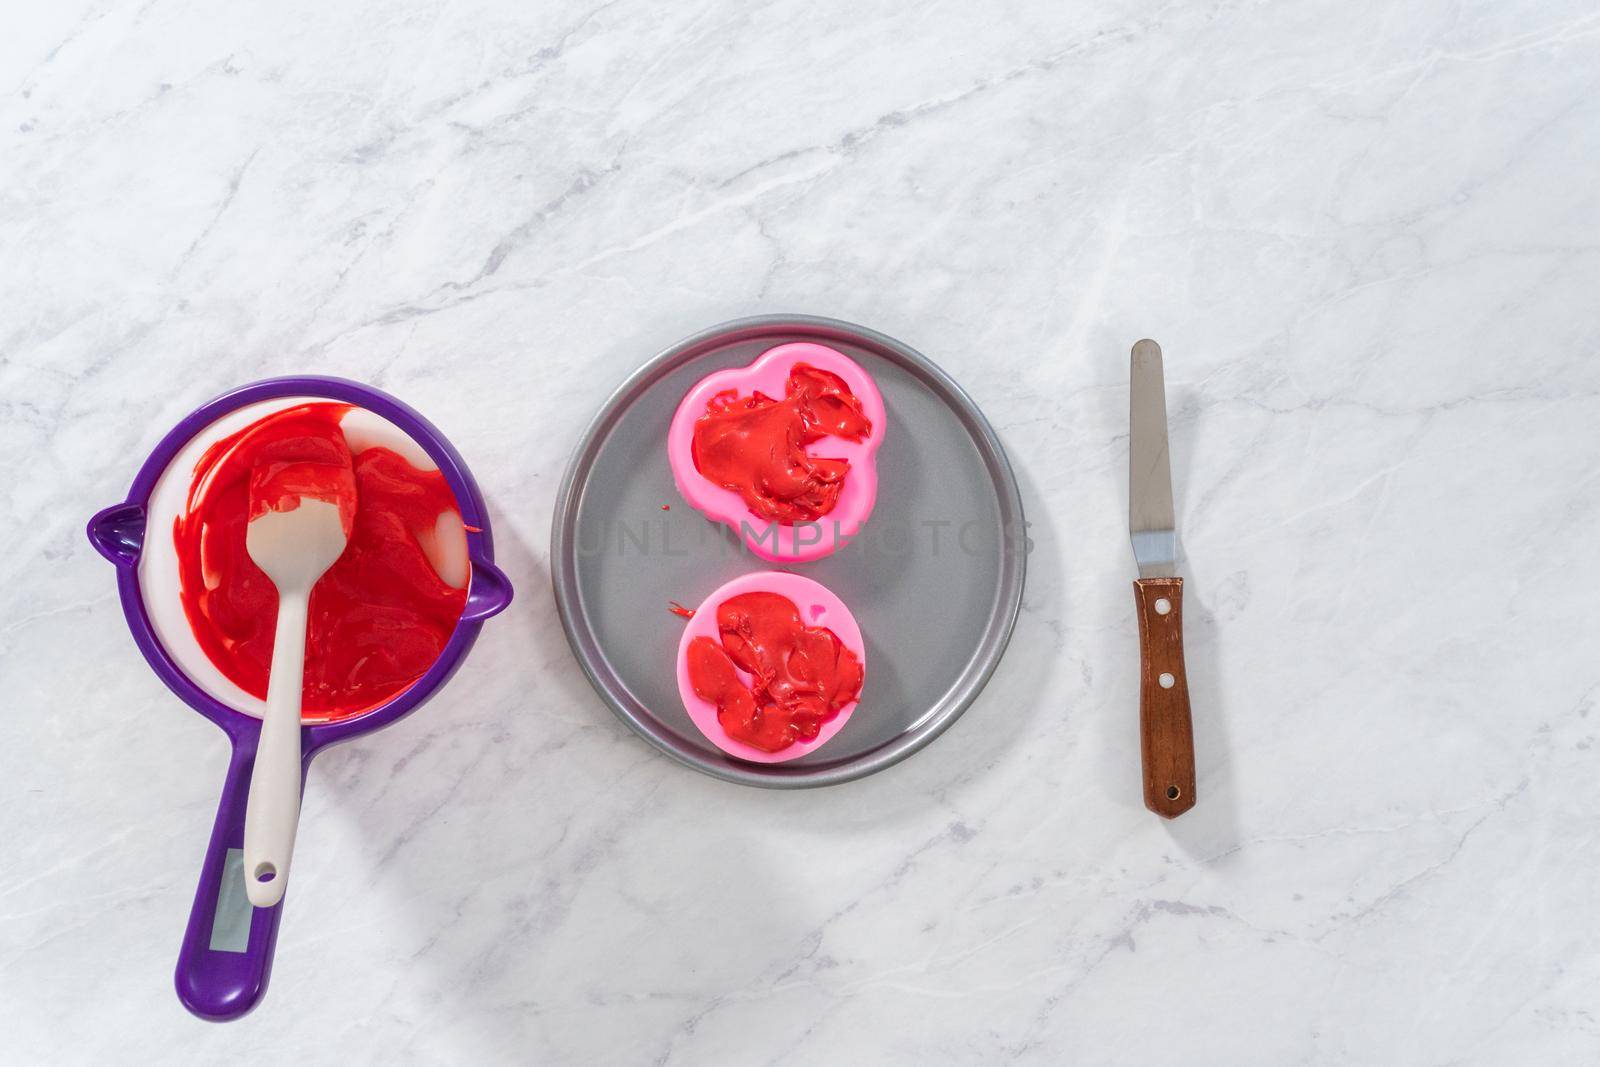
[248, 451, 357, 535]
[690, 363, 871, 524]
[685, 591, 863, 752]
[174, 403, 467, 721]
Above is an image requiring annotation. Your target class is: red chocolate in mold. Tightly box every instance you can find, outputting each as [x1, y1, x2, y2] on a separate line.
[675, 572, 865, 762]
[691, 363, 871, 524]
[667, 343, 886, 563]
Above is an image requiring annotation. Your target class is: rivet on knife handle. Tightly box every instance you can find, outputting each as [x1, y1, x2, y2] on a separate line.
[1134, 577, 1195, 817]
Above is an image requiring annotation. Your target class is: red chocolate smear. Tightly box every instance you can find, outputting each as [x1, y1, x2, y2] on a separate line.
[248, 453, 357, 538]
[174, 402, 467, 721]
[690, 363, 871, 524]
[668, 600, 695, 619]
[685, 591, 863, 753]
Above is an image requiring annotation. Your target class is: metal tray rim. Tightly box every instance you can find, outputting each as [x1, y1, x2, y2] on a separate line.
[551, 313, 1026, 788]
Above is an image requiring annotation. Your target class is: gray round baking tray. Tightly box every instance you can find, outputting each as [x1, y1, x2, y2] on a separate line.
[551, 314, 1026, 787]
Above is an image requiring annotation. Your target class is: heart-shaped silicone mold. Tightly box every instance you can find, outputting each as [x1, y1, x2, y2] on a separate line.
[667, 342, 886, 562]
[676, 571, 865, 764]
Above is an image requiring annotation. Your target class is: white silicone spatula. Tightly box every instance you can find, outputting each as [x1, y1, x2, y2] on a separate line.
[242, 490, 351, 907]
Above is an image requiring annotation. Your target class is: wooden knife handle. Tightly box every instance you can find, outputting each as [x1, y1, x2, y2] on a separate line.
[1134, 577, 1196, 818]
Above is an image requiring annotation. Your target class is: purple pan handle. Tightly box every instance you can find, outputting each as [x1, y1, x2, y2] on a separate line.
[175, 725, 311, 1021]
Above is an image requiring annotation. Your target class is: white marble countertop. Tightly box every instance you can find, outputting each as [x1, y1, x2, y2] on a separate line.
[7, 1, 1600, 1062]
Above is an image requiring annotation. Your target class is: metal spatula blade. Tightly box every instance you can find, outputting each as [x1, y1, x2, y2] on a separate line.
[1129, 339, 1176, 579]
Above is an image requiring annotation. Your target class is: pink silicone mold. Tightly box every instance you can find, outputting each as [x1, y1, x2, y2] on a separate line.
[667, 342, 886, 563]
[676, 571, 866, 764]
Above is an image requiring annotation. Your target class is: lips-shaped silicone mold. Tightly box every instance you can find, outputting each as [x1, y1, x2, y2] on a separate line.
[667, 342, 886, 563]
[676, 572, 865, 764]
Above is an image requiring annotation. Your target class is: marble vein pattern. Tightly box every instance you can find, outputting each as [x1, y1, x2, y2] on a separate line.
[5, 0, 1600, 1062]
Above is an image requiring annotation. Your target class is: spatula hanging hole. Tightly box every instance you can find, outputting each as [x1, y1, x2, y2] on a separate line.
[1154, 597, 1171, 615]
[254, 863, 276, 884]
[1166, 785, 1181, 801]
[1159, 672, 1175, 689]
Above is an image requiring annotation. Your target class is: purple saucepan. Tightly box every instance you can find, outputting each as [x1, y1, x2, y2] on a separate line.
[87, 376, 513, 1022]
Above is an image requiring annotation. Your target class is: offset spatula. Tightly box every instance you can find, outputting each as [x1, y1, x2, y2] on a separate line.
[1129, 339, 1196, 819]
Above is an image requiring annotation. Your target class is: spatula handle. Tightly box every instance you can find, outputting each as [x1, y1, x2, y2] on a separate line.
[1134, 577, 1196, 818]
[243, 588, 308, 907]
